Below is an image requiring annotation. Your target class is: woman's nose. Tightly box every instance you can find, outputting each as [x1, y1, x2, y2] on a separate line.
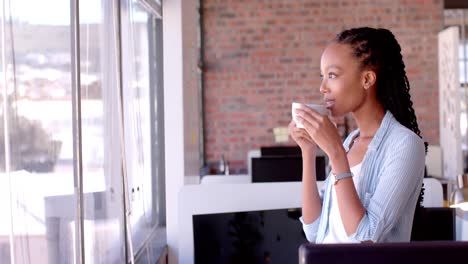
[319, 81, 328, 94]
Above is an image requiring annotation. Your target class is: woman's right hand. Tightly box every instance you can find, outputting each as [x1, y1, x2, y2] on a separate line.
[288, 120, 317, 153]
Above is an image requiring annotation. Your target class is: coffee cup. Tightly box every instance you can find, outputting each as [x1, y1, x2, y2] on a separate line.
[291, 102, 328, 128]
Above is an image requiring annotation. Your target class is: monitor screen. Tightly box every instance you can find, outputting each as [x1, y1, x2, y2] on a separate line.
[260, 146, 302, 156]
[193, 208, 307, 264]
[252, 156, 326, 182]
[411, 207, 455, 241]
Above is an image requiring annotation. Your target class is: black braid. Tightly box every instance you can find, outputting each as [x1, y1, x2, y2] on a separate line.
[334, 27, 427, 210]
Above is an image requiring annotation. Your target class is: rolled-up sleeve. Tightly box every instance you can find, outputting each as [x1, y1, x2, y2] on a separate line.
[300, 181, 327, 242]
[300, 216, 321, 242]
[348, 134, 425, 242]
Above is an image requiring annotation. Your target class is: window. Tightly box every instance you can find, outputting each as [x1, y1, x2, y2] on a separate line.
[119, 0, 165, 260]
[444, 8, 468, 166]
[0, 1, 77, 263]
[0, 0, 164, 263]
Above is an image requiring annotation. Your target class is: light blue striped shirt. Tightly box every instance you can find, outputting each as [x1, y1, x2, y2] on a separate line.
[301, 111, 425, 243]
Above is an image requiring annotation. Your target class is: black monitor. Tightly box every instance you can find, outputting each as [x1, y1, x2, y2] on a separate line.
[252, 156, 326, 182]
[299, 241, 468, 264]
[260, 146, 302, 156]
[411, 207, 455, 241]
[193, 208, 306, 264]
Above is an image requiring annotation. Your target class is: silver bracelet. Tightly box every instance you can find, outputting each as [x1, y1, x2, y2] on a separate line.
[333, 172, 353, 185]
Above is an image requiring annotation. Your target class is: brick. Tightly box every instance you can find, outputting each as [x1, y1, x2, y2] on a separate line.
[202, 0, 443, 172]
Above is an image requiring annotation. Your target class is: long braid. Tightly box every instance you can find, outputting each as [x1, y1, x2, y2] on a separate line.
[335, 27, 427, 210]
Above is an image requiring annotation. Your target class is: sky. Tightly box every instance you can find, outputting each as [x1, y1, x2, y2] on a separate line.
[10, 0, 103, 25]
[8, 0, 148, 25]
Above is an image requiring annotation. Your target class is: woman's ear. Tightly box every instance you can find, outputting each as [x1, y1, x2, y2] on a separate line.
[362, 70, 376, 90]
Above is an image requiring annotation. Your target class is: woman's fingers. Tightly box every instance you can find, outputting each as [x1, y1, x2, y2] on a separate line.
[296, 115, 318, 135]
[289, 121, 313, 142]
[288, 120, 300, 136]
[296, 127, 313, 141]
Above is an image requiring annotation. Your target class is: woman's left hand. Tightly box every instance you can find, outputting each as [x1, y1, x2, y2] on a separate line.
[294, 105, 344, 159]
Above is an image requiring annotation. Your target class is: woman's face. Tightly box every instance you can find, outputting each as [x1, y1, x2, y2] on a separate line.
[319, 42, 369, 117]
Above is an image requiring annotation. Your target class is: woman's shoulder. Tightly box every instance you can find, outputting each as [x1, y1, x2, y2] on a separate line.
[384, 118, 425, 152]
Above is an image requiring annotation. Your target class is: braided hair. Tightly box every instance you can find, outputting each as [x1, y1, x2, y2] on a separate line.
[334, 27, 427, 210]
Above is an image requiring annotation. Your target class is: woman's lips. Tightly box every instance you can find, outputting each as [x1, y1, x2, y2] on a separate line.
[325, 100, 335, 109]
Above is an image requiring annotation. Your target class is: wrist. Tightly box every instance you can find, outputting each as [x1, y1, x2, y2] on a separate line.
[333, 172, 353, 185]
[329, 143, 346, 158]
[329, 146, 349, 174]
[301, 146, 317, 159]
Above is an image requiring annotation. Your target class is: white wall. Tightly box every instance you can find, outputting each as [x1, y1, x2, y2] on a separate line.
[163, 0, 200, 263]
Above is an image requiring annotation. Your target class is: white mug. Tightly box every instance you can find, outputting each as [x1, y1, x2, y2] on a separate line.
[291, 102, 328, 128]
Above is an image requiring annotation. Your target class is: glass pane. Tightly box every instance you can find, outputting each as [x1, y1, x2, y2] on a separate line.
[1, 0, 76, 262]
[0, 3, 12, 263]
[80, 0, 126, 263]
[121, 0, 159, 257]
[459, 41, 468, 84]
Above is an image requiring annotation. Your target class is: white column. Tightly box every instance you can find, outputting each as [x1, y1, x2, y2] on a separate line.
[163, 0, 200, 263]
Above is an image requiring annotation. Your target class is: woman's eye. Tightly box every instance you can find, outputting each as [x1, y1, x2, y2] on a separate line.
[320, 73, 337, 80]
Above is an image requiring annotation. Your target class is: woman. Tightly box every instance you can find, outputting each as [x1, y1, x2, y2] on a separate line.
[289, 27, 426, 243]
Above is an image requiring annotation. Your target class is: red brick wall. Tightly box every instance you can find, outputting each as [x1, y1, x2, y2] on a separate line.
[202, 0, 444, 173]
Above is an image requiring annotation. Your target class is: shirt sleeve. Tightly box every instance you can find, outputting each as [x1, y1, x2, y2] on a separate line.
[300, 180, 327, 242]
[348, 133, 425, 242]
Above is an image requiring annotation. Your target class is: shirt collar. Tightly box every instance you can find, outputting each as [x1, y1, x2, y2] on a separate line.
[344, 111, 394, 152]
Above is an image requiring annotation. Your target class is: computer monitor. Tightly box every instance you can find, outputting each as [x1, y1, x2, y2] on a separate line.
[251, 156, 326, 182]
[260, 146, 302, 156]
[299, 241, 468, 264]
[411, 207, 455, 241]
[193, 208, 306, 264]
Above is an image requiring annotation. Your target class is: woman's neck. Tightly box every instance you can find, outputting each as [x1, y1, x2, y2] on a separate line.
[352, 100, 385, 138]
